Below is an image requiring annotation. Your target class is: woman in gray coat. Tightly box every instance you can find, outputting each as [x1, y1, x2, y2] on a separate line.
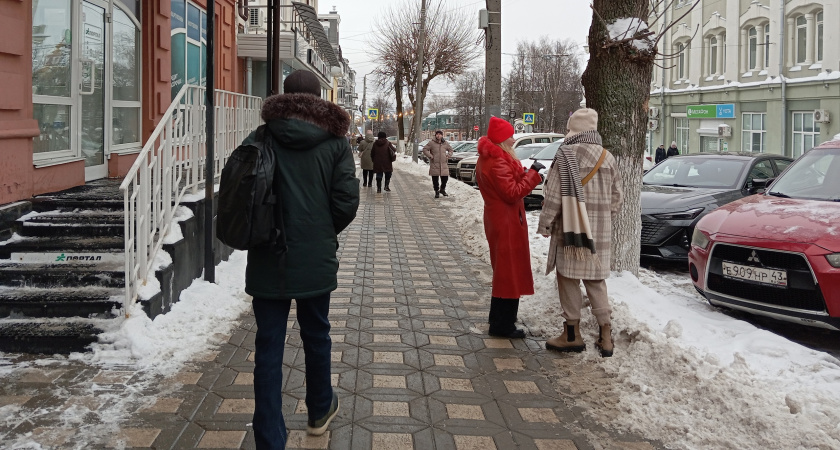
[421, 130, 454, 198]
[358, 131, 375, 187]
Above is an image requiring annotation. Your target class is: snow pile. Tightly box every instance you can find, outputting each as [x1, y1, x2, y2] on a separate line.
[392, 160, 840, 448]
[73, 251, 252, 376]
[607, 17, 654, 52]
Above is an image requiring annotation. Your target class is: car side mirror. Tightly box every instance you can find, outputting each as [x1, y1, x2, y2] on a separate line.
[748, 177, 774, 194]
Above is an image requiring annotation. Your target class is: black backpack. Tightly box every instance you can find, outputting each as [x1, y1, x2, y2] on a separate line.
[216, 125, 287, 254]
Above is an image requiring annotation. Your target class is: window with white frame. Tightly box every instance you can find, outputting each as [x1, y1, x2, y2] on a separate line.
[748, 27, 757, 70]
[676, 42, 686, 79]
[817, 10, 823, 62]
[741, 113, 766, 152]
[796, 15, 807, 64]
[675, 118, 690, 154]
[764, 24, 770, 68]
[709, 36, 718, 74]
[792, 111, 820, 158]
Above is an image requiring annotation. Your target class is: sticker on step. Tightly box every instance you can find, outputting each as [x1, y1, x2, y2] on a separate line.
[11, 253, 125, 264]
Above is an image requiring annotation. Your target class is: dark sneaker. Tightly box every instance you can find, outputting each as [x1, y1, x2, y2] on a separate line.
[307, 393, 339, 436]
[488, 327, 526, 339]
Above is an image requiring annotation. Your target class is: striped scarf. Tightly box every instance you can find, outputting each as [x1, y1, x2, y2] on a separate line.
[553, 130, 602, 260]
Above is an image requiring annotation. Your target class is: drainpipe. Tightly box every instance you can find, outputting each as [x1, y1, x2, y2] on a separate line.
[779, 1, 787, 156]
[245, 57, 253, 96]
[659, 2, 667, 148]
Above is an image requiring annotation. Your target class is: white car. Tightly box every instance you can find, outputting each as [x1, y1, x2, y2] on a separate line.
[456, 134, 564, 184]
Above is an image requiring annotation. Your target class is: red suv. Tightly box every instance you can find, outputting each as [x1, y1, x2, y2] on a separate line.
[688, 140, 840, 330]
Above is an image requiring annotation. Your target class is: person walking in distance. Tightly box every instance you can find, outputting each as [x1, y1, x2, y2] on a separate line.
[358, 131, 375, 187]
[476, 117, 543, 338]
[537, 108, 623, 357]
[242, 69, 359, 449]
[654, 143, 666, 164]
[422, 130, 454, 198]
[370, 131, 396, 193]
[667, 141, 680, 158]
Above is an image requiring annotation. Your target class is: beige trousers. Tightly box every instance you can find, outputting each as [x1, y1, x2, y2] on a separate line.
[556, 273, 611, 326]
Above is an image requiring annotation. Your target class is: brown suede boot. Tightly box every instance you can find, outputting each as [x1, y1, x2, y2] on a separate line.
[596, 323, 613, 357]
[545, 320, 585, 353]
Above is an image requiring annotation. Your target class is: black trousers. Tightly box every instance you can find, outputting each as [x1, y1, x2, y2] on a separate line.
[362, 169, 374, 185]
[432, 175, 448, 192]
[375, 172, 392, 188]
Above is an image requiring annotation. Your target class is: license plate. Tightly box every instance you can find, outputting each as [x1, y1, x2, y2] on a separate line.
[460, 170, 473, 178]
[721, 261, 787, 287]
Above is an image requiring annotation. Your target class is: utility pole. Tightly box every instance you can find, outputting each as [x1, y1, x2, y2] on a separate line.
[362, 74, 367, 133]
[204, 0, 216, 282]
[484, 0, 502, 129]
[411, 0, 428, 163]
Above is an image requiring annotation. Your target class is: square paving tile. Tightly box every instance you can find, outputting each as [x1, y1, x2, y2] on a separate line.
[196, 430, 246, 448]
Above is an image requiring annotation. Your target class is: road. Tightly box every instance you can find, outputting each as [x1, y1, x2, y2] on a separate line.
[643, 259, 840, 360]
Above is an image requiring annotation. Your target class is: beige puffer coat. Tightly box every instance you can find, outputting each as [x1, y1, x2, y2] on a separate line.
[422, 138, 454, 176]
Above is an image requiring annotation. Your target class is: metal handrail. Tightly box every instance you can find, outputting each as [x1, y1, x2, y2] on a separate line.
[120, 85, 263, 315]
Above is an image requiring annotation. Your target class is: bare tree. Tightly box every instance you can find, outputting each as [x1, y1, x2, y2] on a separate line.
[370, 0, 481, 143]
[453, 69, 485, 140]
[369, 94, 397, 136]
[504, 38, 583, 133]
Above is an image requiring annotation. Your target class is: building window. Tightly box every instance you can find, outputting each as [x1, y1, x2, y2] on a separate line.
[741, 113, 766, 152]
[764, 24, 770, 68]
[796, 15, 807, 64]
[709, 36, 718, 74]
[674, 118, 690, 154]
[677, 43, 685, 79]
[748, 27, 757, 70]
[792, 111, 820, 158]
[817, 10, 823, 62]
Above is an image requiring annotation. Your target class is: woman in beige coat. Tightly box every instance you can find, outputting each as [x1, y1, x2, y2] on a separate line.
[537, 108, 623, 357]
[421, 130, 454, 198]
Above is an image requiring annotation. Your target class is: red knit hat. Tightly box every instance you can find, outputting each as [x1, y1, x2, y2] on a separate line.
[487, 116, 514, 144]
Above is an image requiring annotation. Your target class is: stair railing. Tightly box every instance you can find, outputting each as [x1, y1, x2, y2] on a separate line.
[120, 85, 263, 315]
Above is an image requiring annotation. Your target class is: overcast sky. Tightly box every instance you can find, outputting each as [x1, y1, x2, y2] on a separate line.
[320, 0, 593, 103]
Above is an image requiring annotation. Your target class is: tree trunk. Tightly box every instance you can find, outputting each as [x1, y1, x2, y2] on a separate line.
[581, 0, 653, 276]
[395, 77, 405, 141]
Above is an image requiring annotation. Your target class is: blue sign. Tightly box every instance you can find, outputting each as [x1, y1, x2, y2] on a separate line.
[716, 104, 735, 119]
[523, 113, 535, 124]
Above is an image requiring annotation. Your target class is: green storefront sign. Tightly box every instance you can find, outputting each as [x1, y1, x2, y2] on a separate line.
[687, 105, 717, 118]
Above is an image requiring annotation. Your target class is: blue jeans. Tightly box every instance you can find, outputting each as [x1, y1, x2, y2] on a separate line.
[252, 294, 333, 450]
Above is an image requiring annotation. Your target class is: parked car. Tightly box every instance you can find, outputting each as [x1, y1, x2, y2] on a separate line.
[640, 152, 793, 262]
[689, 141, 840, 329]
[519, 142, 561, 207]
[456, 134, 564, 184]
[447, 142, 478, 177]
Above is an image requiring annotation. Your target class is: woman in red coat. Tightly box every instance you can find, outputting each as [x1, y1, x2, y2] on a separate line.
[476, 117, 543, 338]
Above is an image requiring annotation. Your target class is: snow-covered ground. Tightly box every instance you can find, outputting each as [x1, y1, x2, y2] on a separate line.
[399, 155, 840, 449]
[2, 155, 839, 449]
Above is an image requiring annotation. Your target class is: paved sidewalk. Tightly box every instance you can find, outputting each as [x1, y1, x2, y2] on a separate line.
[0, 166, 660, 449]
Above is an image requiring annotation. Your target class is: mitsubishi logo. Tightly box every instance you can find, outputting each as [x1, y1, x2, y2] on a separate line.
[747, 250, 761, 264]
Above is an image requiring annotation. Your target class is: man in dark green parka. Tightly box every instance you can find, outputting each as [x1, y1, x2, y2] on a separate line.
[246, 70, 359, 450]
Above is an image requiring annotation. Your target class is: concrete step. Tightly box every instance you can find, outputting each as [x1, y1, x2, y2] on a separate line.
[0, 286, 123, 318]
[0, 319, 106, 354]
[30, 198, 124, 212]
[18, 221, 124, 238]
[0, 236, 124, 259]
[0, 262, 125, 288]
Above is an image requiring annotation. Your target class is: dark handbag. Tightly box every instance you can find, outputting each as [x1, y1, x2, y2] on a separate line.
[389, 144, 397, 162]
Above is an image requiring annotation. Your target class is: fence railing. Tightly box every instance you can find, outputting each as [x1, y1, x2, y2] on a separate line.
[119, 85, 263, 315]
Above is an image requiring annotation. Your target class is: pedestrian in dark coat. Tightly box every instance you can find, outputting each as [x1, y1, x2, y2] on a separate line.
[422, 130, 454, 198]
[538, 108, 623, 358]
[667, 141, 680, 158]
[370, 131, 396, 193]
[358, 131, 375, 187]
[476, 116, 542, 338]
[654, 144, 666, 163]
[241, 69, 359, 448]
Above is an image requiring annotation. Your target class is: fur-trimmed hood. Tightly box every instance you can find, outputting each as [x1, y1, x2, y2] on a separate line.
[261, 93, 350, 140]
[477, 136, 508, 159]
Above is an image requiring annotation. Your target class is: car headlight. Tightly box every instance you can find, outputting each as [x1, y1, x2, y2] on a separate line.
[691, 227, 711, 250]
[826, 254, 840, 268]
[652, 207, 705, 220]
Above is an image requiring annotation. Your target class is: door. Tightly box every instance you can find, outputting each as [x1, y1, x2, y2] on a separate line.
[80, 0, 108, 180]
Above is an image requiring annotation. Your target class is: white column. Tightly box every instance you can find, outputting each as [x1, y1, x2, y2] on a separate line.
[705, 36, 712, 76]
[717, 32, 725, 76]
[786, 17, 796, 67]
[740, 28, 748, 72]
[805, 12, 815, 65]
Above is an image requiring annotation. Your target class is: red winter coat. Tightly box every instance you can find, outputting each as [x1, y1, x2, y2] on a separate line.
[475, 137, 542, 298]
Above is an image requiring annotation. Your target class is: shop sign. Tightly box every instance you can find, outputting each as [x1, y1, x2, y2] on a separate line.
[687, 104, 735, 119]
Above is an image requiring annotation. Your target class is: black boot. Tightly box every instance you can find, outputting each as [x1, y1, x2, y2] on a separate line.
[440, 188, 448, 197]
[435, 190, 440, 198]
[384, 182, 391, 192]
[376, 179, 382, 193]
[488, 298, 526, 338]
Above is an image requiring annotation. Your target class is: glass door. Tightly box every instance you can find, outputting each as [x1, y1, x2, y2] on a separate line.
[80, 0, 108, 180]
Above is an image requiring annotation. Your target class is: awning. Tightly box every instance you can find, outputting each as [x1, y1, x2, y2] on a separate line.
[292, 2, 340, 67]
